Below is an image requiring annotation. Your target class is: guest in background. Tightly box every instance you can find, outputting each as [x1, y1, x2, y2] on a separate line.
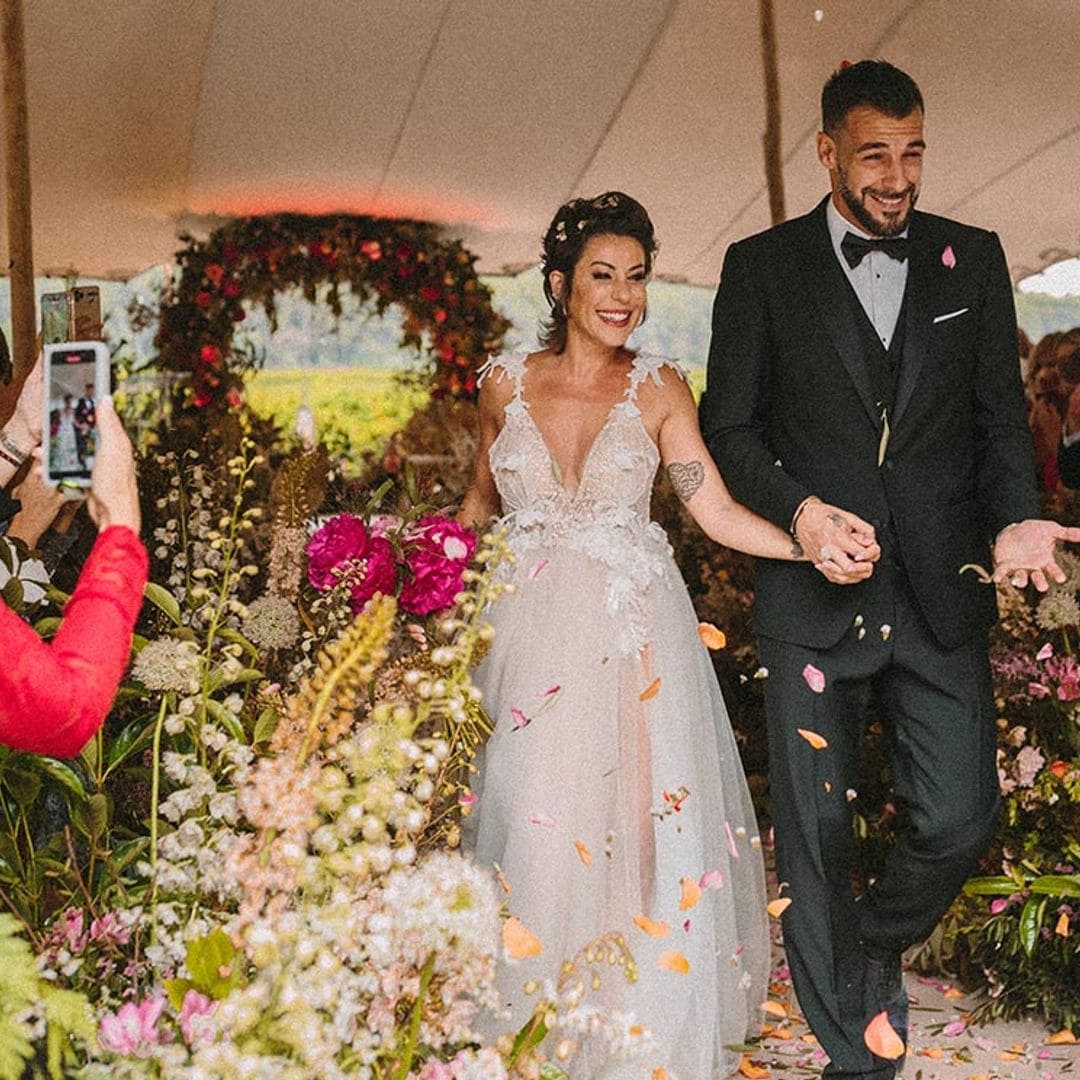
[0, 359, 146, 758]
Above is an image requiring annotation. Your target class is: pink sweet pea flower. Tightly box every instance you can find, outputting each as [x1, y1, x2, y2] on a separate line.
[98, 996, 165, 1057]
[179, 989, 216, 1046]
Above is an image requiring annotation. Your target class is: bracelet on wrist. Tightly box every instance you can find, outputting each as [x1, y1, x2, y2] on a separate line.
[790, 495, 819, 539]
[0, 432, 28, 469]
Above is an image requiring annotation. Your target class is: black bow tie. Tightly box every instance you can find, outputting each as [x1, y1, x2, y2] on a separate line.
[840, 231, 910, 269]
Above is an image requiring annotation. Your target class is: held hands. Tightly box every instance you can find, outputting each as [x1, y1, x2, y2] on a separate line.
[795, 498, 880, 585]
[992, 519, 1080, 592]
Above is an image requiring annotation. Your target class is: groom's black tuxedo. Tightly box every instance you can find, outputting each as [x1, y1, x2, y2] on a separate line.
[701, 197, 1039, 1079]
[701, 197, 1039, 648]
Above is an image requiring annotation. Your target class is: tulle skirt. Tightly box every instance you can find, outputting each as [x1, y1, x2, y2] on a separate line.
[465, 542, 769, 1078]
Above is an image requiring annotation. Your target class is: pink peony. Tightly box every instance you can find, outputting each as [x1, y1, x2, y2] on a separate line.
[307, 514, 398, 611]
[399, 515, 477, 616]
[98, 996, 165, 1057]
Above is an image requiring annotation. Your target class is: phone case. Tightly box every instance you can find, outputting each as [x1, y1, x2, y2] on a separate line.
[67, 286, 103, 341]
[41, 292, 69, 344]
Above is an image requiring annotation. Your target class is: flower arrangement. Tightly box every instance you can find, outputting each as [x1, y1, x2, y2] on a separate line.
[149, 214, 511, 410]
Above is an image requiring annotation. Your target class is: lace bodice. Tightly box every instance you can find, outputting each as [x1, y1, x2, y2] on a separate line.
[478, 351, 687, 654]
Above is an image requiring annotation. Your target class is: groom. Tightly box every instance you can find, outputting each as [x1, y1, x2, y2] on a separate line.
[700, 60, 1078, 1078]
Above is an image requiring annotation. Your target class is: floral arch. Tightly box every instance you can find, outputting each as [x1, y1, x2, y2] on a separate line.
[152, 213, 511, 409]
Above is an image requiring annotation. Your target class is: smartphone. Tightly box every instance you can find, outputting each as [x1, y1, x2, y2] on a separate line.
[67, 285, 102, 341]
[40, 292, 69, 344]
[42, 341, 110, 488]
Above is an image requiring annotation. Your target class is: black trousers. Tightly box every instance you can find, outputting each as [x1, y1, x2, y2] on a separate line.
[757, 563, 999, 1077]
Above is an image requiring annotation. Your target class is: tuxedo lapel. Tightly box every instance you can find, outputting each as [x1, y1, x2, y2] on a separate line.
[796, 202, 881, 430]
[892, 212, 935, 428]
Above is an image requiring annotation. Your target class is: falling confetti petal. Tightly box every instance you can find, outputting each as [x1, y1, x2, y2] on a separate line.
[753, 666, 769, 679]
[679, 877, 702, 911]
[823, 781, 832, 793]
[881, 624, 892, 641]
[528, 814, 557, 828]
[1036, 642, 1054, 660]
[724, 821, 740, 859]
[494, 863, 512, 896]
[528, 559, 548, 580]
[683, 919, 691, 932]
[639, 677, 662, 701]
[699, 869, 725, 890]
[697, 622, 727, 649]
[857, 627, 867, 640]
[511, 707, 531, 730]
[854, 614, 864, 626]
[1055, 911, 1070, 937]
[767, 897, 793, 918]
[797, 728, 829, 750]
[503, 916, 543, 959]
[540, 684, 562, 697]
[802, 663, 826, 693]
[444, 536, 470, 560]
[1046, 1029, 1077, 1044]
[575, 839, 593, 866]
[658, 950, 690, 974]
[941, 244, 957, 269]
[634, 914, 671, 938]
[864, 1010, 906, 1059]
[845, 789, 857, 802]
[652, 1070, 669, 1080]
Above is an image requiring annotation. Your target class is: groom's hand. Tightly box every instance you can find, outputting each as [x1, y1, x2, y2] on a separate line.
[992, 519, 1080, 592]
[795, 500, 880, 585]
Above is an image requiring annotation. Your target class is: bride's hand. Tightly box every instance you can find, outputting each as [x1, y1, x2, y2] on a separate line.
[796, 499, 880, 584]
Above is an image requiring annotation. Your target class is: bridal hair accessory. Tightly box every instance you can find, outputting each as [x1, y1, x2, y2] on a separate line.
[941, 244, 957, 269]
[552, 193, 624, 244]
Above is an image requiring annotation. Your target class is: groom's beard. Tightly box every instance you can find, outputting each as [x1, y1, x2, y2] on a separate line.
[838, 168, 918, 238]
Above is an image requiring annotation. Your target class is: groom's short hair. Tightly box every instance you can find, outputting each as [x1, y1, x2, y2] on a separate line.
[821, 60, 924, 134]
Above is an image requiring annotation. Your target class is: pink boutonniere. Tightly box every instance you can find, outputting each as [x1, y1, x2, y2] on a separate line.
[941, 244, 957, 269]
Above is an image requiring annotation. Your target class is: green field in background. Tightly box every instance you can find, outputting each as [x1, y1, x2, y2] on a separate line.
[244, 367, 429, 454]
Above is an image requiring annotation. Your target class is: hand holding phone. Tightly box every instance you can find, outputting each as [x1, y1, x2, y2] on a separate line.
[42, 341, 110, 489]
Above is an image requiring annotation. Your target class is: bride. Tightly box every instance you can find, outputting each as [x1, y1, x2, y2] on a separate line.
[459, 193, 876, 1078]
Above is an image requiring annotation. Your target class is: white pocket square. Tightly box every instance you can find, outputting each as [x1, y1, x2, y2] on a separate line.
[933, 307, 970, 324]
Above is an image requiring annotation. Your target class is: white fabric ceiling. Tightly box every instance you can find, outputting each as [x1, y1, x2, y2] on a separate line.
[3, 0, 1078, 286]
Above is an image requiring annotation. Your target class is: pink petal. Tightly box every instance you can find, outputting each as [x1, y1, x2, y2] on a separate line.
[458, 792, 477, 806]
[443, 536, 469, 560]
[528, 814, 557, 828]
[510, 707, 531, 730]
[1036, 642, 1054, 661]
[724, 821, 740, 859]
[943, 1019, 967, 1037]
[802, 663, 826, 693]
[539, 684, 562, 697]
[699, 869, 725, 890]
[989, 897, 1008, 914]
[941, 244, 957, 268]
[527, 559, 548, 580]
[683, 919, 691, 932]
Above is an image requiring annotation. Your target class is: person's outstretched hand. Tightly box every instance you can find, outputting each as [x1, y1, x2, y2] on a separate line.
[4, 353, 43, 451]
[86, 397, 140, 534]
[993, 518, 1080, 592]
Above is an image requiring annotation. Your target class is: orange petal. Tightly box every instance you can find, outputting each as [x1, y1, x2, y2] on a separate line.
[496, 868, 512, 896]
[1055, 911, 1069, 937]
[679, 877, 702, 911]
[639, 676, 662, 701]
[761, 1000, 788, 1018]
[999, 1052, 1021, 1062]
[658, 950, 690, 974]
[738, 1056, 770, 1079]
[767, 897, 792, 918]
[697, 622, 727, 649]
[797, 727, 828, 750]
[917, 1047, 945, 1060]
[864, 1010, 905, 1060]
[1047, 1029, 1077, 1044]
[943, 987, 965, 1000]
[575, 839, 593, 866]
[503, 916, 542, 959]
[634, 914, 672, 938]
[652, 1070, 669, 1080]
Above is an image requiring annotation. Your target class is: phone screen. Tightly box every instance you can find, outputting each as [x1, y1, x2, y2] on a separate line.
[46, 347, 99, 484]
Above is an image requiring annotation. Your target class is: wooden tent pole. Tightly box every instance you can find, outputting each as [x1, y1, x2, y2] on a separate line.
[759, 0, 786, 225]
[1, 0, 35, 421]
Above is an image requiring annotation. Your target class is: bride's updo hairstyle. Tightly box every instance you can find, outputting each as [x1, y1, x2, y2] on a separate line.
[539, 191, 657, 353]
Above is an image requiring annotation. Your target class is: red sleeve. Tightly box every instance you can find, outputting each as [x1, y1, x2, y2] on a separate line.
[0, 526, 149, 757]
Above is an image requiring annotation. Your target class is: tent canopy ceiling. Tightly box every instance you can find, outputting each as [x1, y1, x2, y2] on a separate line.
[4, 0, 1078, 286]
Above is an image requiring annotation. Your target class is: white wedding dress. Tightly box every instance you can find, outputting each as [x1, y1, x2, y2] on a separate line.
[467, 352, 769, 1078]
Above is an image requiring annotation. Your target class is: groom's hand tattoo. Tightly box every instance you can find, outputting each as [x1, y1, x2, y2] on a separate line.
[667, 460, 705, 502]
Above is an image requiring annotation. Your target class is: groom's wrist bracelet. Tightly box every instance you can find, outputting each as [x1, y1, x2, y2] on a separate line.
[0, 432, 29, 468]
[790, 495, 819, 539]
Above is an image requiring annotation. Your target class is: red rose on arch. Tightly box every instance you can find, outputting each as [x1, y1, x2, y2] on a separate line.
[222, 279, 243, 299]
[420, 283, 441, 302]
[205, 263, 225, 286]
[200, 344, 222, 367]
[195, 290, 213, 309]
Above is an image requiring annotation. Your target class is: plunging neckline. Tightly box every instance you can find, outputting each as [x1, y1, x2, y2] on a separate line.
[519, 358, 634, 500]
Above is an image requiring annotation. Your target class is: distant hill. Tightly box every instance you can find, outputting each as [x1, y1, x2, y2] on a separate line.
[3, 269, 1079, 372]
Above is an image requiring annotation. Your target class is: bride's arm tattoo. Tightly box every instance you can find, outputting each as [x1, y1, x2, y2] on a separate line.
[667, 460, 705, 502]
